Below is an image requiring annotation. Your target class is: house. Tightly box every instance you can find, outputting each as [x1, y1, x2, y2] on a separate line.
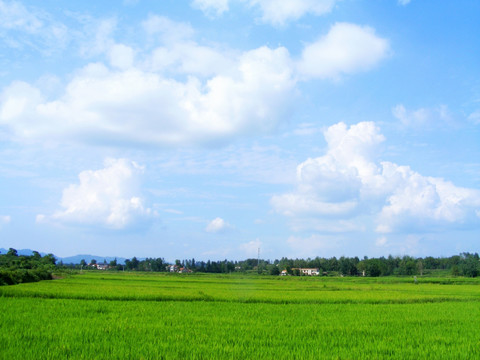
[96, 263, 109, 270]
[179, 267, 192, 274]
[167, 265, 178, 273]
[299, 268, 320, 276]
[280, 268, 319, 276]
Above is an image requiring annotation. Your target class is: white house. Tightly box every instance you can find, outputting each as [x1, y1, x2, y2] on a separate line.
[300, 268, 320, 276]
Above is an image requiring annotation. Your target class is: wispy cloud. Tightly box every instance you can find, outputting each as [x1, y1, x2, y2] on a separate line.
[392, 104, 451, 129]
[192, 0, 339, 26]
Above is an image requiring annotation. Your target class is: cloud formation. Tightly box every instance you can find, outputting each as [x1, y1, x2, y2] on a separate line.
[205, 217, 231, 233]
[392, 104, 450, 129]
[0, 18, 389, 148]
[37, 158, 152, 229]
[272, 121, 480, 233]
[0, 0, 68, 52]
[298, 23, 389, 79]
[191, 0, 229, 17]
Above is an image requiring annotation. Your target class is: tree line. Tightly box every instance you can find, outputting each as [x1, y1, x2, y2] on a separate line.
[0, 248, 56, 285]
[69, 252, 480, 277]
[2, 248, 479, 285]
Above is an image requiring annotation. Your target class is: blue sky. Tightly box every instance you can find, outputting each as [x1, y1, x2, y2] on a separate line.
[0, 0, 479, 261]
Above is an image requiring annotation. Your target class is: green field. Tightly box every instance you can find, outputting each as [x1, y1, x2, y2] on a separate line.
[1, 272, 479, 359]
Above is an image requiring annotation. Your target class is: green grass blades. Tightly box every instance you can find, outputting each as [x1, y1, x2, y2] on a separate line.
[1, 272, 479, 359]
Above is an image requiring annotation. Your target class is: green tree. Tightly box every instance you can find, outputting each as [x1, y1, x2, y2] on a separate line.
[7, 248, 18, 257]
[461, 256, 479, 277]
[269, 264, 280, 276]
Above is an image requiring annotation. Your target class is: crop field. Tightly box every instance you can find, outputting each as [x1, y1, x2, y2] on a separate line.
[0, 272, 479, 359]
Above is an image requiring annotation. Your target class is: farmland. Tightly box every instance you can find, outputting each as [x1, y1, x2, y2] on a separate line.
[1, 272, 479, 359]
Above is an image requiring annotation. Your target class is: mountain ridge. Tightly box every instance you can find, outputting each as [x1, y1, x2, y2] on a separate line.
[0, 248, 129, 265]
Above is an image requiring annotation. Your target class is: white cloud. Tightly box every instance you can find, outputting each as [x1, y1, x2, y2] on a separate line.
[142, 15, 195, 44]
[272, 121, 480, 234]
[38, 158, 152, 229]
[298, 22, 389, 80]
[192, 0, 338, 25]
[206, 217, 231, 233]
[246, 0, 337, 26]
[0, 17, 389, 148]
[191, 0, 229, 17]
[78, 17, 117, 58]
[144, 41, 236, 77]
[398, 0, 411, 5]
[468, 110, 480, 124]
[0, 0, 42, 32]
[392, 104, 451, 129]
[0, 45, 295, 146]
[108, 44, 135, 70]
[0, 0, 69, 52]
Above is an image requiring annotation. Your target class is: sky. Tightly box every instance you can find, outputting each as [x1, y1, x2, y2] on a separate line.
[0, 0, 479, 261]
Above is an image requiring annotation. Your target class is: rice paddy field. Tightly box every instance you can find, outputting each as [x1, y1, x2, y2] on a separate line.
[1, 272, 479, 359]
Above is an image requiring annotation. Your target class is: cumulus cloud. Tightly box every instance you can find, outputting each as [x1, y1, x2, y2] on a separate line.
[0, 17, 389, 147]
[205, 217, 231, 233]
[298, 22, 389, 80]
[0, 46, 295, 146]
[38, 158, 152, 229]
[272, 121, 480, 234]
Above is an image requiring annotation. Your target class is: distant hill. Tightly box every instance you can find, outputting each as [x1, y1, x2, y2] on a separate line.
[0, 248, 128, 265]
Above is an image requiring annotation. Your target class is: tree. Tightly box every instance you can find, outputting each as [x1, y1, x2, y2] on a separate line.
[132, 257, 139, 269]
[364, 259, 384, 277]
[80, 259, 87, 267]
[285, 265, 292, 275]
[269, 264, 280, 276]
[42, 254, 56, 266]
[461, 256, 479, 277]
[7, 248, 18, 257]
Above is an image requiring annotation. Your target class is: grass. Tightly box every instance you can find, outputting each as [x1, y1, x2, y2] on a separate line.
[1, 272, 479, 359]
